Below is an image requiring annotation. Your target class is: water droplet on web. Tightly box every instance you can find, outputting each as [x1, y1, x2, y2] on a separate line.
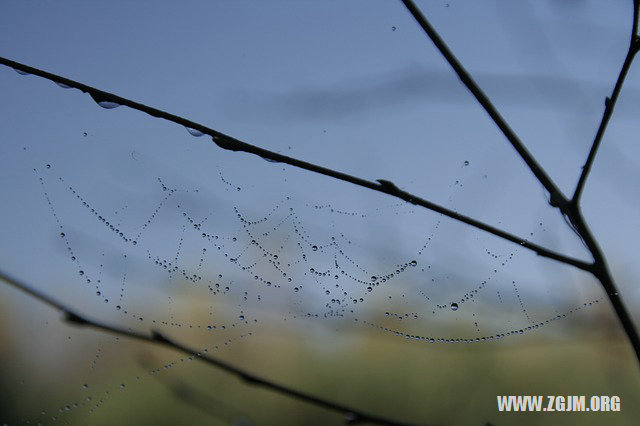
[46, 164, 51, 169]
[185, 127, 204, 137]
[463, 160, 469, 166]
[55, 82, 73, 89]
[60, 232, 65, 238]
[450, 303, 459, 311]
[410, 260, 417, 266]
[263, 157, 280, 163]
[391, 26, 397, 31]
[79, 270, 84, 276]
[312, 245, 318, 251]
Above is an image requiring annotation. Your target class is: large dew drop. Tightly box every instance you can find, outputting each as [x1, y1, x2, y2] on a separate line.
[96, 100, 121, 109]
[451, 302, 459, 311]
[185, 127, 204, 137]
[90, 93, 121, 109]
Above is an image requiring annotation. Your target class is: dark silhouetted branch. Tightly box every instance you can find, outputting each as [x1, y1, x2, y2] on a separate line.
[0, 269, 417, 426]
[563, 203, 640, 364]
[399, 0, 640, 364]
[633, 0, 639, 45]
[399, 0, 568, 210]
[572, 32, 640, 203]
[0, 56, 591, 272]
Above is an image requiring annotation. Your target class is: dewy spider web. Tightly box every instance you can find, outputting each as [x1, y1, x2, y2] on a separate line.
[1, 1, 639, 425]
[0, 146, 604, 425]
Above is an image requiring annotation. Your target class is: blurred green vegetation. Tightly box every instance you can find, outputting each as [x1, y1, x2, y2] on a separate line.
[1, 280, 638, 426]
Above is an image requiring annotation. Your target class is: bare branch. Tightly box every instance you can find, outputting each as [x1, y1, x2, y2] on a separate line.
[0, 56, 591, 271]
[399, 0, 640, 365]
[0, 269, 417, 426]
[572, 35, 640, 203]
[563, 204, 640, 364]
[633, 0, 639, 45]
[399, 0, 568, 210]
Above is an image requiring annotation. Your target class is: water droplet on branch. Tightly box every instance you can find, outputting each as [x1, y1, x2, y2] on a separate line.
[90, 93, 121, 109]
[185, 127, 204, 137]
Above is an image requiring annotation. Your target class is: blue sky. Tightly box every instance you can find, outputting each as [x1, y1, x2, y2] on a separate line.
[0, 0, 639, 376]
[2, 2, 640, 425]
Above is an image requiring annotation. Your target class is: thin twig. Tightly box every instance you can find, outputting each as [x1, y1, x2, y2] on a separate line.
[0, 56, 591, 271]
[399, 0, 568, 210]
[399, 0, 640, 364]
[633, 0, 640, 46]
[572, 32, 640, 203]
[0, 269, 417, 426]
